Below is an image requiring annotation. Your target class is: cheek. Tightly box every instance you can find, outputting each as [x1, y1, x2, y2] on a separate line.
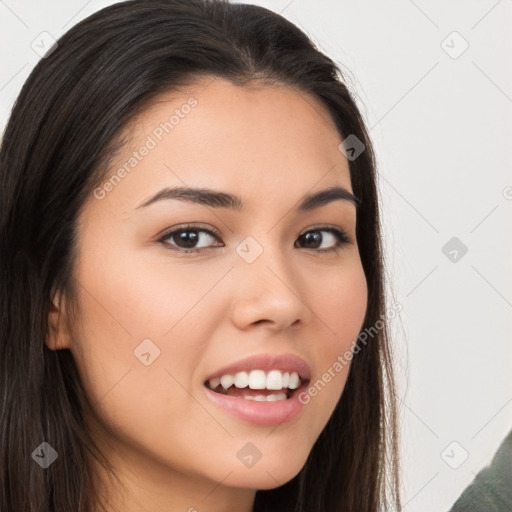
[300, 258, 367, 432]
[313, 257, 368, 347]
[68, 245, 227, 425]
[68, 273, 220, 474]
[68, 254, 260, 479]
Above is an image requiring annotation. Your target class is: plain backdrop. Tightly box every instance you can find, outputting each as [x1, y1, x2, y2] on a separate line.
[1, 1, 511, 510]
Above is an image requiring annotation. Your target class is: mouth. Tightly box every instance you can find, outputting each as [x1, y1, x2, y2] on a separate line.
[204, 370, 310, 402]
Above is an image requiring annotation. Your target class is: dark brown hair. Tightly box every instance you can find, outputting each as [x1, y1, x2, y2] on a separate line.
[0, 1, 401, 510]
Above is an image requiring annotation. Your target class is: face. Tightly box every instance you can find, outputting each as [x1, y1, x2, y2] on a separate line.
[48, 77, 368, 508]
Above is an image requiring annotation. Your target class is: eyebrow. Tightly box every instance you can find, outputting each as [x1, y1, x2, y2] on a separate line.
[136, 185, 360, 212]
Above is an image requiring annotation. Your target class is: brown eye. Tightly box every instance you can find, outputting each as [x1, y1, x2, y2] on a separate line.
[158, 225, 222, 252]
[157, 224, 351, 255]
[295, 227, 351, 252]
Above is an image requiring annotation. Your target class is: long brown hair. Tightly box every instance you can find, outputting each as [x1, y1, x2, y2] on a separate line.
[0, 1, 401, 510]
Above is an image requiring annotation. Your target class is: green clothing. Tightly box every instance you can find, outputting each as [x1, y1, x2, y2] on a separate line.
[448, 428, 512, 511]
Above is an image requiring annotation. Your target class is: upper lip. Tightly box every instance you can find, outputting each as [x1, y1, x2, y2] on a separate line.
[203, 353, 312, 384]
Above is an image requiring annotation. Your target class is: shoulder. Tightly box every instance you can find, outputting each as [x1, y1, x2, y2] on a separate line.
[448, 428, 512, 512]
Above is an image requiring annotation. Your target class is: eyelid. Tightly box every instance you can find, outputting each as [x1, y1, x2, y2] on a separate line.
[158, 223, 222, 241]
[157, 222, 352, 253]
[300, 224, 353, 243]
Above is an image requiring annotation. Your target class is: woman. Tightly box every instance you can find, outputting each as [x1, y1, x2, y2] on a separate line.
[0, 1, 401, 511]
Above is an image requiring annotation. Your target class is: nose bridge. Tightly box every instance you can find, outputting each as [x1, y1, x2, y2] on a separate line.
[235, 231, 291, 286]
[230, 231, 308, 329]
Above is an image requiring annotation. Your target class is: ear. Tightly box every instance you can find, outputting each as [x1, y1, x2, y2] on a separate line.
[46, 290, 71, 350]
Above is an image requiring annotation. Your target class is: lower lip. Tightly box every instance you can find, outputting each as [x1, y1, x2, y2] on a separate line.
[203, 382, 309, 426]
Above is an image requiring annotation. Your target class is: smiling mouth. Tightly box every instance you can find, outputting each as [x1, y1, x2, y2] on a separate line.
[204, 370, 309, 402]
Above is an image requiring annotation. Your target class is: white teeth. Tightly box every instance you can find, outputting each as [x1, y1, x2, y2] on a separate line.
[209, 377, 221, 389]
[208, 369, 303, 391]
[266, 370, 282, 390]
[233, 371, 249, 388]
[265, 393, 287, 401]
[248, 369, 266, 389]
[244, 392, 288, 402]
[288, 372, 300, 389]
[220, 374, 234, 390]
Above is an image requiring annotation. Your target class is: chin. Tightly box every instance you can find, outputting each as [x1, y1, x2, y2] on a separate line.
[221, 452, 307, 490]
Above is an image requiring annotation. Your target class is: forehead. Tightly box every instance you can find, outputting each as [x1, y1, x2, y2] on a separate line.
[93, 77, 353, 213]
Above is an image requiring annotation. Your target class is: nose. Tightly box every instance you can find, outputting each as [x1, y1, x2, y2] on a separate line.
[229, 240, 311, 331]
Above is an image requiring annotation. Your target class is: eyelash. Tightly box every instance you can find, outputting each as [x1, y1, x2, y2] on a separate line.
[157, 223, 352, 255]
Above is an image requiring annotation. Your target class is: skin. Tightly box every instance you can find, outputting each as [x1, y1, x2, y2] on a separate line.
[47, 76, 368, 512]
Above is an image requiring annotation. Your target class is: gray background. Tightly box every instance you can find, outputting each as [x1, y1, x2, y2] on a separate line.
[1, 1, 511, 510]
